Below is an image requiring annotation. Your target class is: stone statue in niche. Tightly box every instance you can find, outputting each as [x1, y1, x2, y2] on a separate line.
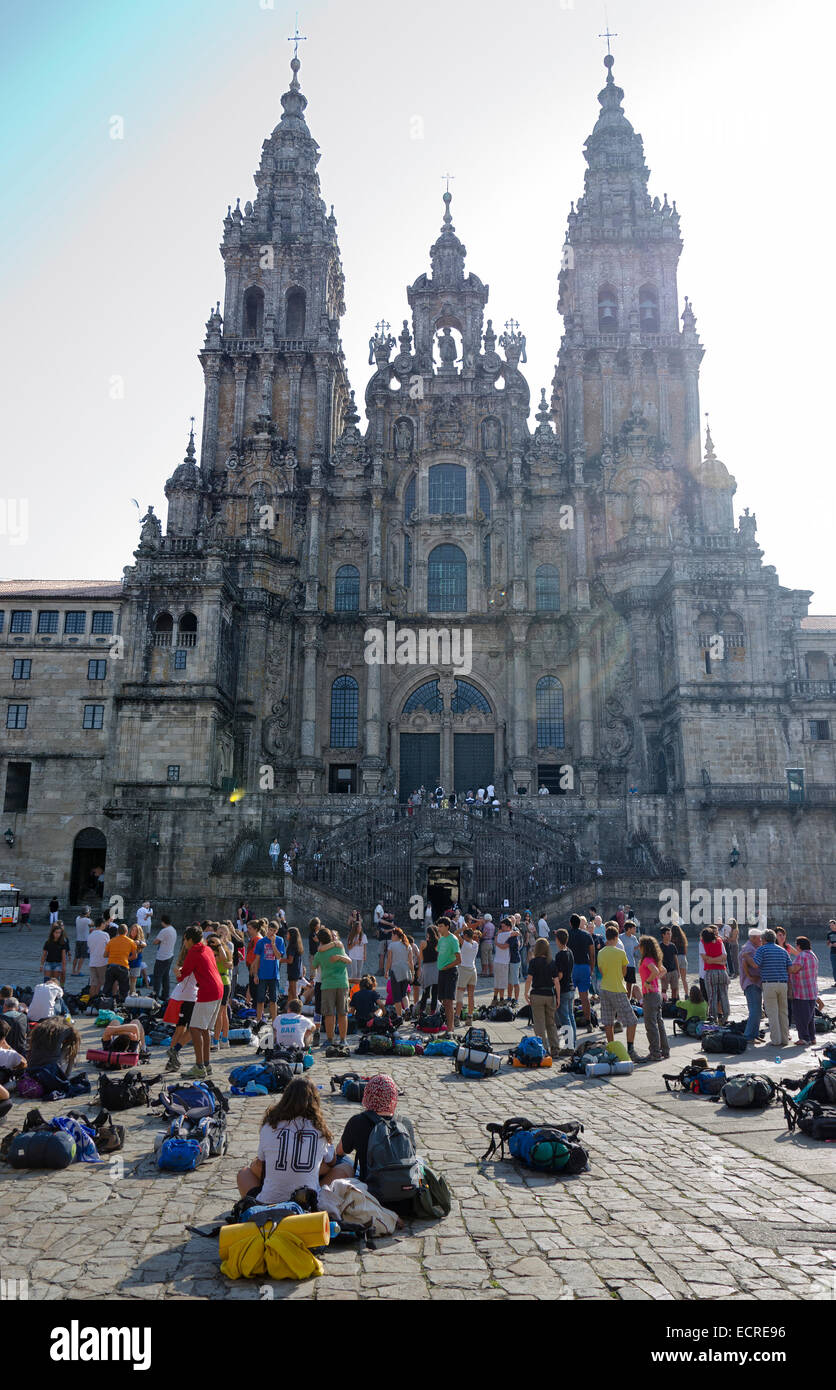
[394, 419, 413, 454]
[437, 326, 458, 371]
[482, 418, 501, 453]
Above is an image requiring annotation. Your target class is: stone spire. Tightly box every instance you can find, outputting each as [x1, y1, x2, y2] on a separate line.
[566, 54, 681, 245]
[429, 189, 467, 286]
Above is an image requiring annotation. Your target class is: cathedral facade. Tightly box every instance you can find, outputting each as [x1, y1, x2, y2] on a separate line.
[2, 53, 835, 925]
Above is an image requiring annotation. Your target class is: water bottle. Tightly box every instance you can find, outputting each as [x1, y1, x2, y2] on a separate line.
[329, 1221, 340, 1240]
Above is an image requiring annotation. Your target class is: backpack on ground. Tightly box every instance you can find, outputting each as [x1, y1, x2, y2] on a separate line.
[661, 1000, 685, 1020]
[672, 1014, 704, 1037]
[229, 1061, 294, 1095]
[417, 1011, 447, 1034]
[702, 1029, 748, 1055]
[455, 1027, 502, 1079]
[227, 1028, 254, 1045]
[357, 1034, 394, 1056]
[782, 1064, 836, 1107]
[98, 1070, 158, 1111]
[785, 1097, 836, 1140]
[412, 1163, 452, 1220]
[6, 1130, 77, 1169]
[392, 1041, 416, 1058]
[485, 1004, 516, 1022]
[365, 1115, 422, 1205]
[663, 1059, 726, 1095]
[718, 1074, 778, 1109]
[157, 1135, 209, 1171]
[325, 1043, 352, 1059]
[481, 1116, 589, 1175]
[814, 1010, 836, 1034]
[510, 1035, 551, 1068]
[329, 1072, 375, 1103]
[424, 1038, 458, 1057]
[155, 1080, 228, 1121]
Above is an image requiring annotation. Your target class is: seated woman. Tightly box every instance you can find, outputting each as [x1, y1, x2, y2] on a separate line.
[329, 1074, 414, 1224]
[236, 1077, 341, 1208]
[0, 1017, 25, 1119]
[25, 1016, 81, 1074]
[351, 974, 383, 1029]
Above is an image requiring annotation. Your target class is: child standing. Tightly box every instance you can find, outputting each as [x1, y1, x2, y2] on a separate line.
[638, 935, 669, 1063]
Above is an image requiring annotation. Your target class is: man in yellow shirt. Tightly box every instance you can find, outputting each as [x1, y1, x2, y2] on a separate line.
[597, 924, 640, 1059]
[104, 924, 137, 1001]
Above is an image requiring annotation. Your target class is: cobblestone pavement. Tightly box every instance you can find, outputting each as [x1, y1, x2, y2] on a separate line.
[2, 927, 835, 1302]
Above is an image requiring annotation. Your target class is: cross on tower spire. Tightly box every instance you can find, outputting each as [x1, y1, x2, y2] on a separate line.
[598, 24, 618, 56]
[442, 172, 455, 193]
[288, 14, 307, 61]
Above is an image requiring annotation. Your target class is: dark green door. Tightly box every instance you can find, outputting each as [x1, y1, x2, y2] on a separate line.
[453, 733, 494, 794]
[399, 734, 440, 801]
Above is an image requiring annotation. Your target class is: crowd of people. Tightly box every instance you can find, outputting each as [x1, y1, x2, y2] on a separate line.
[1, 898, 832, 1140]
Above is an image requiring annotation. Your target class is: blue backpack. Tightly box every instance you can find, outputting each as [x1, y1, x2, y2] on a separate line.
[156, 1081, 226, 1120]
[424, 1039, 458, 1057]
[229, 1061, 292, 1094]
[157, 1135, 207, 1171]
[513, 1036, 549, 1068]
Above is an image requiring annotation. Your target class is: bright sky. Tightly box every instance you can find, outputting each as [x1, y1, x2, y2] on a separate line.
[2, 0, 834, 611]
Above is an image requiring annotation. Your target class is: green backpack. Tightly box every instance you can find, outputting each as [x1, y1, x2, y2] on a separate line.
[413, 1163, 452, 1219]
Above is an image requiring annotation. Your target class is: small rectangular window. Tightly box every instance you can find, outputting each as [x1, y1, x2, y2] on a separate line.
[37, 611, 58, 634]
[167, 765, 180, 783]
[12, 659, 31, 680]
[87, 659, 107, 680]
[174, 649, 187, 670]
[810, 719, 831, 741]
[64, 611, 86, 634]
[82, 704, 104, 730]
[6, 705, 28, 729]
[3, 761, 31, 812]
[10, 611, 31, 634]
[91, 612, 114, 634]
[328, 764, 357, 793]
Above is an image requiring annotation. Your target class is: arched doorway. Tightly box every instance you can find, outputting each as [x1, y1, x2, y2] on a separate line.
[69, 827, 107, 904]
[397, 676, 496, 799]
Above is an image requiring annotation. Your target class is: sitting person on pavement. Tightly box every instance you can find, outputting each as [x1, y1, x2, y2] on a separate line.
[236, 1078, 340, 1208]
[272, 998, 315, 1051]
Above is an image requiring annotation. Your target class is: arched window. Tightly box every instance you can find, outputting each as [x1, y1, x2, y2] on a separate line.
[403, 680, 443, 715]
[330, 675, 358, 747]
[286, 288, 306, 337]
[535, 564, 560, 612]
[639, 285, 659, 333]
[152, 612, 173, 647]
[451, 680, 491, 714]
[334, 565, 360, 612]
[478, 475, 491, 517]
[598, 285, 618, 331]
[403, 475, 416, 520]
[243, 286, 264, 338]
[536, 676, 565, 748]
[428, 464, 466, 515]
[178, 612, 198, 647]
[427, 544, 467, 612]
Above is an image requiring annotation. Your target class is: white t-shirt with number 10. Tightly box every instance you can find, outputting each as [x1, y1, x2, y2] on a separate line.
[256, 1117, 334, 1205]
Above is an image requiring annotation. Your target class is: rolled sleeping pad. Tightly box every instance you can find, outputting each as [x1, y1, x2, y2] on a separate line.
[276, 1210, 330, 1249]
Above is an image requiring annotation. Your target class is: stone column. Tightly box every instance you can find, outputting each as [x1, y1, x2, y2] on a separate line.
[439, 676, 455, 791]
[297, 619, 323, 794]
[599, 350, 616, 442]
[200, 356, 221, 474]
[259, 353, 275, 419]
[287, 361, 303, 448]
[682, 349, 702, 471]
[368, 477, 383, 612]
[306, 482, 322, 611]
[361, 658, 383, 795]
[656, 351, 671, 444]
[232, 359, 249, 444]
[313, 355, 331, 453]
[508, 619, 533, 790]
[568, 348, 585, 450]
[577, 637, 594, 760]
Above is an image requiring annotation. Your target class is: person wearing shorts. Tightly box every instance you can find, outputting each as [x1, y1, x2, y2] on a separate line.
[177, 925, 223, 1079]
[597, 925, 639, 1056]
[315, 928, 352, 1045]
[253, 921, 285, 1024]
[455, 928, 480, 1025]
[567, 916, 595, 1030]
[436, 919, 461, 1032]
